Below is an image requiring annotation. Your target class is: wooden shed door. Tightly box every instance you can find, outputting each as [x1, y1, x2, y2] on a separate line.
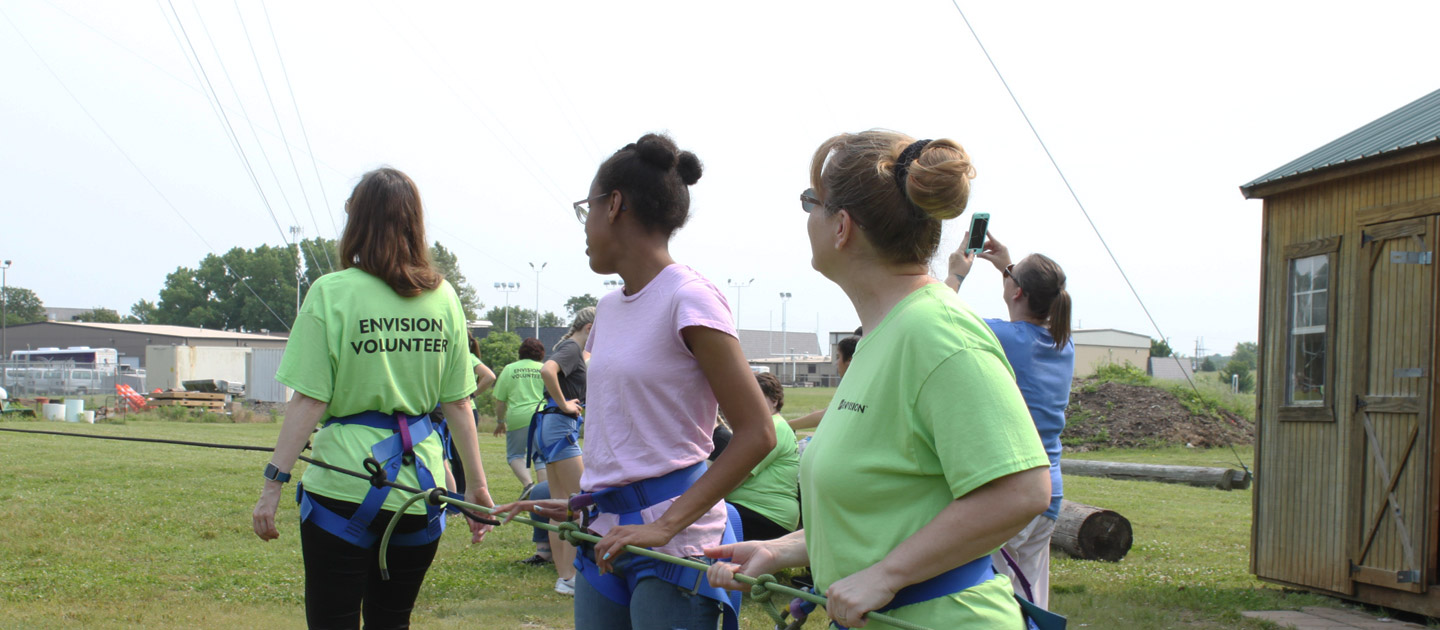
[1349, 216, 1436, 593]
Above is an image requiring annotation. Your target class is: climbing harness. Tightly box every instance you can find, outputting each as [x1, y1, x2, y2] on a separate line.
[296, 409, 450, 548]
[565, 461, 744, 630]
[525, 395, 582, 467]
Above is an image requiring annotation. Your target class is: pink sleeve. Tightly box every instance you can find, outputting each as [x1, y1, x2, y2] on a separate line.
[673, 280, 736, 339]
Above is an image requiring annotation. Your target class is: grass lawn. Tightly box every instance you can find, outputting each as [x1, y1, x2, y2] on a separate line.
[0, 414, 1354, 629]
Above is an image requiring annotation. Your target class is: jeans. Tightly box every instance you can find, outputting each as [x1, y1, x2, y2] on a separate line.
[300, 515, 439, 629]
[529, 481, 551, 544]
[573, 546, 722, 630]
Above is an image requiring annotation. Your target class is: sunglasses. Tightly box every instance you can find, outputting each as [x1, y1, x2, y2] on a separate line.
[800, 188, 824, 213]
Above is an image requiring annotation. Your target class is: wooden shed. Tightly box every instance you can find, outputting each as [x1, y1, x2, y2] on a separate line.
[1240, 88, 1440, 615]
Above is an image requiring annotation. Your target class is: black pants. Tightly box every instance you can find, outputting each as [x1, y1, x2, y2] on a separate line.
[732, 502, 793, 542]
[300, 494, 440, 630]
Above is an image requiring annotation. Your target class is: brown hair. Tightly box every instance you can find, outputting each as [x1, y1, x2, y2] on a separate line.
[1013, 254, 1072, 349]
[755, 372, 784, 412]
[809, 130, 976, 265]
[340, 168, 443, 296]
[518, 337, 546, 362]
[467, 335, 481, 358]
[594, 133, 703, 236]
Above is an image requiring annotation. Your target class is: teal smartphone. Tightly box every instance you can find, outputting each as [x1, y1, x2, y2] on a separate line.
[965, 213, 991, 254]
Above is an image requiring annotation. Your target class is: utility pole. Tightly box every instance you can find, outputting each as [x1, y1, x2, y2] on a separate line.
[727, 278, 754, 330]
[290, 226, 304, 316]
[494, 282, 520, 332]
[529, 262, 547, 340]
[2, 260, 10, 364]
[779, 292, 791, 384]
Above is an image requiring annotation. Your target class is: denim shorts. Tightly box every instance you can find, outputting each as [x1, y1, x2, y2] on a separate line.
[536, 412, 582, 463]
[505, 427, 545, 470]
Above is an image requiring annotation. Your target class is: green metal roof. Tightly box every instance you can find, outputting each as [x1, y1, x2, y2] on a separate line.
[1242, 88, 1440, 194]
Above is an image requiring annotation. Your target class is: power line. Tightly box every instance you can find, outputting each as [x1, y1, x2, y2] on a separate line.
[234, 0, 334, 274]
[258, 0, 343, 250]
[947, 1, 1248, 474]
[0, 5, 291, 332]
[161, 0, 295, 253]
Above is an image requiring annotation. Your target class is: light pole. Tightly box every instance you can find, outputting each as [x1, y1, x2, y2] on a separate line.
[1, 260, 10, 364]
[727, 278, 754, 330]
[779, 292, 791, 383]
[290, 226, 304, 317]
[529, 262, 547, 339]
[494, 282, 520, 332]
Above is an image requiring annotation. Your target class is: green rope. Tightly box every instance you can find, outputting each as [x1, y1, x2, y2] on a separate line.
[379, 493, 935, 630]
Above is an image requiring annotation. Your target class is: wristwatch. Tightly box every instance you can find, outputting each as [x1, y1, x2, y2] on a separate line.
[263, 463, 292, 483]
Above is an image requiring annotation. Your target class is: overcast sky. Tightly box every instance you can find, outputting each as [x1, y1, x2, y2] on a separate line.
[3, 0, 1437, 356]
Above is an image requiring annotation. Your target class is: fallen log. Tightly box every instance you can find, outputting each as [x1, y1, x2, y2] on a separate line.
[1051, 499, 1132, 562]
[1061, 459, 1251, 490]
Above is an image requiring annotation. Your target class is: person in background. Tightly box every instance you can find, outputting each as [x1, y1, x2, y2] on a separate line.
[445, 336, 497, 496]
[787, 332, 859, 431]
[705, 130, 1050, 629]
[492, 337, 549, 497]
[531, 307, 593, 595]
[726, 372, 800, 541]
[252, 167, 492, 628]
[947, 233, 1074, 610]
[498, 132, 774, 630]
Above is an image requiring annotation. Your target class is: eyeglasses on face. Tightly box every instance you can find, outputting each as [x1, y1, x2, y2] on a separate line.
[572, 192, 612, 224]
[800, 188, 824, 214]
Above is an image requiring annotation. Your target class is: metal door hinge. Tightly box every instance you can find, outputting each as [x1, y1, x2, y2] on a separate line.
[1390, 251, 1432, 264]
[1398, 570, 1422, 583]
[1395, 368, 1427, 379]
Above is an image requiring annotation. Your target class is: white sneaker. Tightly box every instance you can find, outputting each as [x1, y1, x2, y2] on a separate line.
[554, 576, 575, 596]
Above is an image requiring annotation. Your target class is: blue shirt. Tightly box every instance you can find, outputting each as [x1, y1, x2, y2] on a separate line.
[985, 319, 1075, 519]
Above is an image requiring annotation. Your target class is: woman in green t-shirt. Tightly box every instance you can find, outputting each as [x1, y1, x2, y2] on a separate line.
[492, 337, 549, 490]
[706, 131, 1052, 629]
[251, 168, 494, 628]
[726, 372, 800, 541]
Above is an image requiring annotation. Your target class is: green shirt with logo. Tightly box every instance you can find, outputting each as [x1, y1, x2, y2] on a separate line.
[276, 268, 477, 514]
[799, 283, 1048, 628]
[493, 358, 545, 429]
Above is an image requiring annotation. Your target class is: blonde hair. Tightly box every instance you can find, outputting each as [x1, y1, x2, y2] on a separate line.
[555, 306, 596, 351]
[809, 130, 976, 265]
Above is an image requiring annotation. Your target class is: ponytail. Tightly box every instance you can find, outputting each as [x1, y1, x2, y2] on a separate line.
[1047, 289, 1072, 349]
[1013, 253, 1072, 349]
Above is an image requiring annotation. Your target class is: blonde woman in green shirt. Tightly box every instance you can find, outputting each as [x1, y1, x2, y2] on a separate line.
[706, 132, 1052, 629]
[251, 168, 493, 628]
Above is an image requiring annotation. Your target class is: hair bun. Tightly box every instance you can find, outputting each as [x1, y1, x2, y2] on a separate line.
[905, 139, 976, 221]
[635, 133, 678, 170]
[676, 151, 703, 185]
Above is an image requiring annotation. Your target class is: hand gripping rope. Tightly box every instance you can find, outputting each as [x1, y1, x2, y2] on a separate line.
[382, 490, 935, 630]
[0, 426, 929, 630]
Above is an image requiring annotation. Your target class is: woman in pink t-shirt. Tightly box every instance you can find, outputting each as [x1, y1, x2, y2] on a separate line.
[497, 133, 774, 630]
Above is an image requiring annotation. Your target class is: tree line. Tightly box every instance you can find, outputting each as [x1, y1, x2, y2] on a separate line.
[6, 238, 602, 334]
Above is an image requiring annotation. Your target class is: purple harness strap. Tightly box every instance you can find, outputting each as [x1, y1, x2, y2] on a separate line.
[397, 413, 415, 454]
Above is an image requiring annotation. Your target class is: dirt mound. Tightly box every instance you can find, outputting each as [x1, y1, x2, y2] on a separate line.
[1063, 380, 1253, 451]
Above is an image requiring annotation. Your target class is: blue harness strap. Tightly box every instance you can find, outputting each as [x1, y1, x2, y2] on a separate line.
[526, 395, 583, 467]
[830, 554, 1066, 629]
[295, 410, 447, 548]
[571, 461, 741, 630]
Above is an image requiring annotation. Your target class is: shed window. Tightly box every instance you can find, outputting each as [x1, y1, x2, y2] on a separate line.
[1286, 255, 1328, 405]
